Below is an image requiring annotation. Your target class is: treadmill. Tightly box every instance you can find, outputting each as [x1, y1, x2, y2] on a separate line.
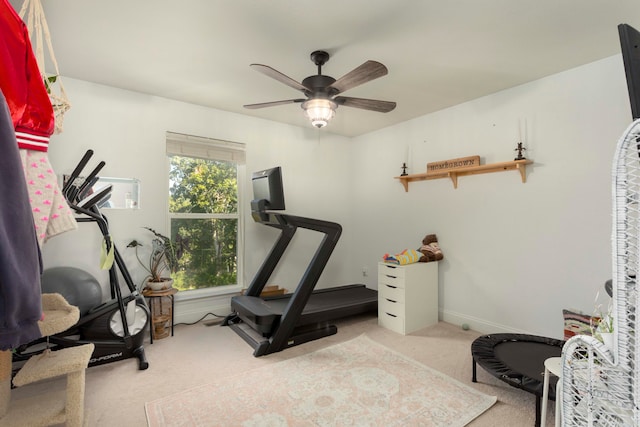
[223, 167, 377, 357]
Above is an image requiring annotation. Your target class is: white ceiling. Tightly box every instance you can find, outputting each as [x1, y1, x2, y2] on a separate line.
[10, 0, 640, 137]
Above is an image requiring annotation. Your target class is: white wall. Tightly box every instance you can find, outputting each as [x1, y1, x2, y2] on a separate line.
[42, 54, 631, 338]
[42, 78, 353, 320]
[349, 55, 632, 338]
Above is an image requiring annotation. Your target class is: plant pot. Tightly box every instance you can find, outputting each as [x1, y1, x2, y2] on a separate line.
[600, 332, 614, 352]
[145, 278, 173, 292]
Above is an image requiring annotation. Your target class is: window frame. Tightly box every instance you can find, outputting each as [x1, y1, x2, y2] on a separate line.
[166, 131, 245, 297]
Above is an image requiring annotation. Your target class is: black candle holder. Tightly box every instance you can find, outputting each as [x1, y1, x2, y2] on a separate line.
[514, 142, 527, 161]
[400, 163, 408, 176]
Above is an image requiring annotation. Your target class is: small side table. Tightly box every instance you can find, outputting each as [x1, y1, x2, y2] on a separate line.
[142, 287, 178, 343]
[541, 356, 562, 427]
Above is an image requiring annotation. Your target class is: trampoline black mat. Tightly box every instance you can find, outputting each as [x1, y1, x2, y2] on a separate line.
[472, 333, 565, 395]
[471, 333, 565, 427]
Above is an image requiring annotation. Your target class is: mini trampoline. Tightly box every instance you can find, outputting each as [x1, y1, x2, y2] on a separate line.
[471, 333, 565, 427]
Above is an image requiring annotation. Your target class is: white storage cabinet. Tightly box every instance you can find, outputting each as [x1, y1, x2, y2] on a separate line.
[378, 261, 438, 335]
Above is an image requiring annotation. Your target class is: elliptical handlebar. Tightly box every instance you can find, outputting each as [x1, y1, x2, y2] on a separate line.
[75, 160, 105, 200]
[63, 149, 94, 196]
[64, 150, 112, 213]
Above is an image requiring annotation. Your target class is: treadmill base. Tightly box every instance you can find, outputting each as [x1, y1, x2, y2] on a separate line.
[226, 318, 338, 356]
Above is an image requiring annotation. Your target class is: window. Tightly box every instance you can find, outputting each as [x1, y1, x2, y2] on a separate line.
[166, 132, 245, 292]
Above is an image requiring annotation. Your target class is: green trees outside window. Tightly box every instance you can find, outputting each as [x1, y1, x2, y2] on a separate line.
[169, 156, 238, 291]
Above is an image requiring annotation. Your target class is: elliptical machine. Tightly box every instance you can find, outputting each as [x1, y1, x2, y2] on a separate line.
[13, 150, 150, 372]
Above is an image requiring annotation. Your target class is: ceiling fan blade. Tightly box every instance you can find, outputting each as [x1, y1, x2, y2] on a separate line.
[243, 99, 305, 109]
[250, 64, 308, 92]
[329, 61, 388, 94]
[334, 96, 396, 113]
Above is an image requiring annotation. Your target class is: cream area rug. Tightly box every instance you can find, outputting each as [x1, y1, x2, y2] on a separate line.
[145, 334, 496, 426]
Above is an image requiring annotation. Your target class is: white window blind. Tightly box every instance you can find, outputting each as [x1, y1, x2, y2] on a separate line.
[166, 131, 245, 164]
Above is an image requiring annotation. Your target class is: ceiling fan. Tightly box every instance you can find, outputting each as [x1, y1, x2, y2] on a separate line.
[244, 50, 396, 128]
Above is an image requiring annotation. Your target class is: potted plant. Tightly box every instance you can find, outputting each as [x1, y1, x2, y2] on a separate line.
[127, 227, 186, 291]
[591, 294, 614, 351]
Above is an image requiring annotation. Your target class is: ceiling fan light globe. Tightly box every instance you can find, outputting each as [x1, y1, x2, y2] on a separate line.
[302, 99, 336, 129]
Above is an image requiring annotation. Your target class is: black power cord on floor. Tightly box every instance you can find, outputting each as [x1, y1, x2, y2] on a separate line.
[174, 312, 225, 327]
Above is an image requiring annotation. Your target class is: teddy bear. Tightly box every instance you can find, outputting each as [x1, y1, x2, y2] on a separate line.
[419, 234, 443, 262]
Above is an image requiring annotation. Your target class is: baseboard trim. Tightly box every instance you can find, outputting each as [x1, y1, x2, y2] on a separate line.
[440, 308, 531, 335]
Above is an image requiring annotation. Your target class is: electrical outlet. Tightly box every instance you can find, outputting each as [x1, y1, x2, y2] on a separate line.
[362, 266, 368, 277]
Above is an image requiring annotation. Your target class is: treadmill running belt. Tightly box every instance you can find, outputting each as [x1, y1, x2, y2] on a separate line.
[231, 284, 377, 334]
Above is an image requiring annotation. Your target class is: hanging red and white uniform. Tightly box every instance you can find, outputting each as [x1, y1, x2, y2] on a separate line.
[0, 0, 76, 246]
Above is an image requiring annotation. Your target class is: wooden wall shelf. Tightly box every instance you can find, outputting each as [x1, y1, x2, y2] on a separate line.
[395, 159, 533, 191]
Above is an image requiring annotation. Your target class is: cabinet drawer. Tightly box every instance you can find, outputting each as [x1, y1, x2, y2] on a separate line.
[379, 296, 405, 317]
[378, 283, 406, 303]
[378, 263, 406, 279]
[378, 310, 405, 334]
[378, 273, 405, 289]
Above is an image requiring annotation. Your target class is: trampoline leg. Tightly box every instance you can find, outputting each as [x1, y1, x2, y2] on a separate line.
[472, 359, 477, 382]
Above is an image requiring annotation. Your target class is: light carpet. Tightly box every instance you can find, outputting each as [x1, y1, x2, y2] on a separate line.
[145, 334, 496, 426]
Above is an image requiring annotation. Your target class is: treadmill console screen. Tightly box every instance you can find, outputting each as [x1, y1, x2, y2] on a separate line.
[251, 166, 285, 221]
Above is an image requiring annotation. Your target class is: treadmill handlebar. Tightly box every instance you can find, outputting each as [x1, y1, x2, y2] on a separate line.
[255, 211, 343, 237]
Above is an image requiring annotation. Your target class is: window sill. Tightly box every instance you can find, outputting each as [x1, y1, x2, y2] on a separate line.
[174, 284, 242, 302]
